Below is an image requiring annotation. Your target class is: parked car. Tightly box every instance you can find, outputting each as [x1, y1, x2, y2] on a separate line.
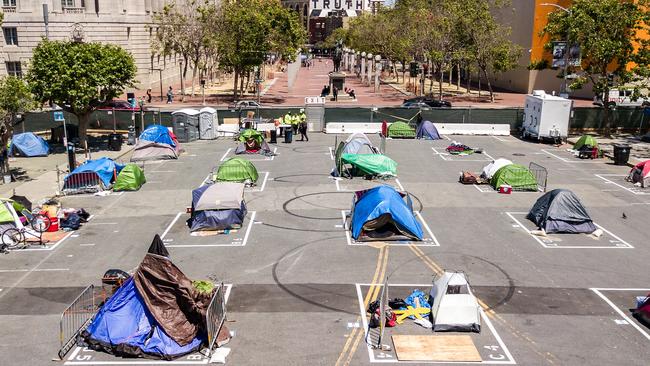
[402, 97, 452, 108]
[98, 100, 140, 111]
[593, 89, 649, 108]
[228, 100, 261, 109]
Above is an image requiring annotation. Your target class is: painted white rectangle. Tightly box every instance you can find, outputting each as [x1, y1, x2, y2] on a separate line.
[541, 149, 602, 163]
[341, 210, 439, 247]
[590, 288, 650, 342]
[12, 230, 75, 252]
[431, 147, 493, 162]
[595, 174, 649, 195]
[505, 212, 634, 249]
[248, 172, 270, 192]
[355, 284, 516, 364]
[166, 211, 256, 248]
[219, 148, 233, 162]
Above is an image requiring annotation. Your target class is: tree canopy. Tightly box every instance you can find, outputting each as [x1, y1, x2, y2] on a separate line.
[27, 40, 137, 147]
[543, 0, 650, 134]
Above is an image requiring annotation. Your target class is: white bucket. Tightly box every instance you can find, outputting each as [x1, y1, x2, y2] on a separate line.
[3, 175, 10, 184]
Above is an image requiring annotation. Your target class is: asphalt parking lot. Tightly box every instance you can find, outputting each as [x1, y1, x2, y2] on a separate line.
[0, 132, 649, 365]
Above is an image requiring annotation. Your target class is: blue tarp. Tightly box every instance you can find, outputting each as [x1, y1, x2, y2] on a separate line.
[9, 132, 49, 157]
[416, 121, 441, 140]
[351, 185, 423, 240]
[84, 277, 204, 359]
[140, 125, 176, 147]
[67, 157, 124, 187]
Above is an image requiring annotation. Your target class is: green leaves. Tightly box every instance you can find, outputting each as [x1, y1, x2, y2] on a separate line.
[0, 76, 37, 117]
[26, 40, 136, 116]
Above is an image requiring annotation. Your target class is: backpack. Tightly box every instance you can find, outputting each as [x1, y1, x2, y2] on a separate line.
[459, 171, 478, 184]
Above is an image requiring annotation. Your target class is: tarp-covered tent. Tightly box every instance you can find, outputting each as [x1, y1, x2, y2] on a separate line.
[187, 183, 247, 232]
[334, 133, 379, 177]
[350, 185, 423, 241]
[416, 121, 441, 140]
[491, 164, 538, 191]
[627, 160, 650, 188]
[114, 164, 146, 191]
[341, 154, 397, 178]
[526, 189, 597, 234]
[65, 157, 124, 188]
[574, 135, 598, 150]
[140, 125, 177, 147]
[82, 236, 219, 360]
[235, 129, 272, 155]
[130, 141, 179, 162]
[9, 132, 49, 157]
[213, 157, 258, 184]
[388, 121, 416, 139]
[429, 271, 481, 333]
[481, 158, 512, 179]
[632, 294, 650, 328]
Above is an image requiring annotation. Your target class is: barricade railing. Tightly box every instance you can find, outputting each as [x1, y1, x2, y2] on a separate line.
[529, 162, 548, 192]
[206, 283, 227, 355]
[61, 171, 104, 195]
[58, 284, 97, 359]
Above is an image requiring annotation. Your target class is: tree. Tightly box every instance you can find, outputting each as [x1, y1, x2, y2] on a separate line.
[27, 40, 137, 150]
[217, 0, 305, 98]
[544, 0, 650, 135]
[151, 0, 220, 99]
[0, 76, 37, 174]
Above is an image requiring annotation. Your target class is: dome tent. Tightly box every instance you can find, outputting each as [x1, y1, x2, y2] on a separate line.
[416, 121, 441, 140]
[526, 189, 597, 234]
[213, 157, 259, 185]
[113, 164, 146, 191]
[574, 135, 598, 150]
[334, 133, 379, 177]
[387, 121, 416, 139]
[490, 164, 538, 191]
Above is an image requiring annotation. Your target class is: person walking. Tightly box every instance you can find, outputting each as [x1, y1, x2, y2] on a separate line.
[333, 86, 338, 102]
[299, 118, 309, 142]
[166, 86, 173, 104]
[146, 88, 152, 103]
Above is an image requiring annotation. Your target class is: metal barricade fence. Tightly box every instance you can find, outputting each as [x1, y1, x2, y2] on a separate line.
[60, 171, 104, 195]
[58, 284, 97, 359]
[206, 283, 227, 354]
[529, 162, 548, 192]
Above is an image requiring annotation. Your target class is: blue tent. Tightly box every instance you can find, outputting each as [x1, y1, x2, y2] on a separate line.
[351, 185, 423, 241]
[187, 183, 247, 232]
[416, 121, 441, 140]
[66, 157, 124, 187]
[84, 277, 204, 360]
[9, 132, 49, 157]
[139, 125, 176, 147]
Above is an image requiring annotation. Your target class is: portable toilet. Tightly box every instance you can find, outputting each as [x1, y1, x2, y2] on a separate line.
[522, 91, 572, 141]
[171, 109, 200, 142]
[199, 107, 218, 140]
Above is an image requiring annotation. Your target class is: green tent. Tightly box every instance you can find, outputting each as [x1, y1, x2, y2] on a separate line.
[0, 198, 25, 224]
[341, 154, 397, 177]
[574, 135, 598, 150]
[491, 164, 538, 191]
[387, 122, 416, 138]
[238, 129, 263, 144]
[214, 157, 259, 183]
[113, 164, 146, 191]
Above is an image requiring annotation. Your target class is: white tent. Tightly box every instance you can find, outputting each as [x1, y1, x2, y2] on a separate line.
[481, 158, 513, 179]
[429, 271, 481, 333]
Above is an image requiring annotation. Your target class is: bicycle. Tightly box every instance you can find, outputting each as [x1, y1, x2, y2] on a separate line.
[0, 210, 51, 252]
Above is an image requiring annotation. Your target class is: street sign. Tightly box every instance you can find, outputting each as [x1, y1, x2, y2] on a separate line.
[53, 111, 64, 122]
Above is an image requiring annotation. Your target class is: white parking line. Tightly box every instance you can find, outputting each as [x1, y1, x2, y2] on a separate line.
[506, 212, 634, 249]
[329, 146, 335, 160]
[541, 149, 602, 163]
[0, 268, 69, 273]
[166, 211, 257, 248]
[160, 212, 183, 239]
[258, 172, 270, 192]
[395, 179, 405, 191]
[432, 147, 493, 162]
[355, 284, 515, 364]
[15, 231, 75, 252]
[219, 148, 233, 162]
[595, 174, 649, 195]
[341, 210, 439, 247]
[591, 288, 650, 341]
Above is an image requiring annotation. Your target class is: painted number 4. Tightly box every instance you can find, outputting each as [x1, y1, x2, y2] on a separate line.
[484, 345, 505, 360]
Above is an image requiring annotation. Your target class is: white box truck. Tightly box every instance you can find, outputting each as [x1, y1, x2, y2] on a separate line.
[523, 90, 573, 141]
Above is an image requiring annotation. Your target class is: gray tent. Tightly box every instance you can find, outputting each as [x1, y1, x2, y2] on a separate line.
[526, 189, 597, 234]
[187, 182, 247, 232]
[130, 141, 178, 162]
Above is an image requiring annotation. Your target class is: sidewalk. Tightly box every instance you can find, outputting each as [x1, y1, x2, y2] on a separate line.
[567, 134, 650, 164]
[0, 146, 133, 204]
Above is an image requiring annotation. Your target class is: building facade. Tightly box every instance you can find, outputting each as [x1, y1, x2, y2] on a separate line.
[0, 0, 180, 91]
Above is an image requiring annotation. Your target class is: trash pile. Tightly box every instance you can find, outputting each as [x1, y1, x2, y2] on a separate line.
[446, 142, 477, 155]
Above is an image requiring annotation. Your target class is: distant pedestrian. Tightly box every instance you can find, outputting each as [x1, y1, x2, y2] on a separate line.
[166, 86, 173, 104]
[146, 88, 152, 103]
[299, 120, 308, 141]
[333, 87, 338, 101]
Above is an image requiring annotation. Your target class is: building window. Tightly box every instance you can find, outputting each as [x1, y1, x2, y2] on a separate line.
[61, 0, 74, 7]
[3, 27, 18, 46]
[2, 0, 16, 7]
[6, 62, 22, 78]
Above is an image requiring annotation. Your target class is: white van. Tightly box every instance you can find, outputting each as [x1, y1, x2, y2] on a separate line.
[594, 89, 649, 107]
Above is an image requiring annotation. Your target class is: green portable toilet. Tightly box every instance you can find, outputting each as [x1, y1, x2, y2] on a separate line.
[113, 164, 146, 191]
[213, 157, 259, 184]
[491, 164, 538, 191]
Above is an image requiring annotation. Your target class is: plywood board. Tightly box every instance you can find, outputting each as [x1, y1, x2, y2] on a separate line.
[392, 335, 482, 362]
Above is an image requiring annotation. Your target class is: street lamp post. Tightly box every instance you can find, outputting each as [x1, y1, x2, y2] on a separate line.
[361, 52, 366, 82]
[367, 53, 373, 87]
[541, 3, 571, 98]
[375, 54, 381, 93]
